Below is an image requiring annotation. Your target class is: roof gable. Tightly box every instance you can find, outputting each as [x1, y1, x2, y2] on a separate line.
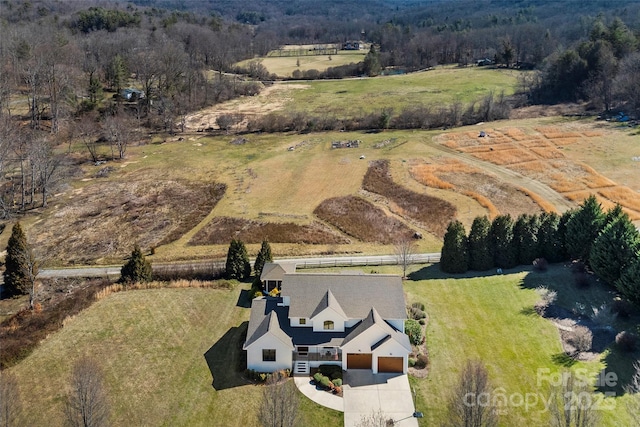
[342, 307, 411, 352]
[260, 262, 296, 282]
[243, 299, 294, 350]
[310, 289, 348, 319]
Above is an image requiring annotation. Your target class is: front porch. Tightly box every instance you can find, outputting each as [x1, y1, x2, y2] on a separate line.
[293, 346, 341, 375]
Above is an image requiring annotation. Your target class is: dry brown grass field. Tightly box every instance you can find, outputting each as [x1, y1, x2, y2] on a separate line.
[3, 74, 638, 268]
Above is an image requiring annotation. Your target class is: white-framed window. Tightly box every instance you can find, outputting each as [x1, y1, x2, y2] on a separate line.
[262, 349, 276, 362]
[323, 320, 334, 330]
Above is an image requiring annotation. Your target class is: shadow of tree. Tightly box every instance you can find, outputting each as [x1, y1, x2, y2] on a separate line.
[204, 321, 251, 390]
[408, 263, 530, 281]
[597, 345, 640, 395]
[551, 352, 577, 367]
[236, 289, 252, 308]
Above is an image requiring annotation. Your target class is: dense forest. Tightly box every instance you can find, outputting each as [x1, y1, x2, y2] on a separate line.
[0, 0, 640, 218]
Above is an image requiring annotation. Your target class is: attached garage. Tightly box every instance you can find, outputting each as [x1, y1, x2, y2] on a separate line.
[347, 353, 372, 369]
[377, 356, 404, 373]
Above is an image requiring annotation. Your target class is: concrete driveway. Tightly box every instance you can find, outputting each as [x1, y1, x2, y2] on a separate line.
[343, 371, 419, 427]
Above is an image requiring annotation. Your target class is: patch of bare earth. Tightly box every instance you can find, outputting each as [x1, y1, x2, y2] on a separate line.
[188, 216, 350, 245]
[439, 172, 542, 218]
[363, 160, 456, 238]
[183, 83, 310, 132]
[313, 195, 416, 244]
[30, 180, 226, 265]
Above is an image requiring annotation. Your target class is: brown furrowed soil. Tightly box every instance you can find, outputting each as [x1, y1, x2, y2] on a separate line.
[188, 216, 350, 245]
[362, 159, 456, 238]
[411, 159, 544, 219]
[30, 179, 226, 265]
[313, 195, 416, 244]
[437, 126, 640, 220]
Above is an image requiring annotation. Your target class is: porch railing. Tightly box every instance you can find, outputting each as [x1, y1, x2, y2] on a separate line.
[293, 351, 342, 362]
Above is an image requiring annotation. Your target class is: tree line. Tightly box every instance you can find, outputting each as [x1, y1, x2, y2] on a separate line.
[441, 195, 640, 306]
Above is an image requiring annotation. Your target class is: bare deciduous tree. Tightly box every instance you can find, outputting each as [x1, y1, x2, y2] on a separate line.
[0, 371, 22, 427]
[548, 370, 599, 427]
[104, 114, 132, 160]
[258, 375, 298, 427]
[65, 357, 110, 427]
[395, 237, 416, 279]
[445, 359, 498, 427]
[74, 115, 100, 163]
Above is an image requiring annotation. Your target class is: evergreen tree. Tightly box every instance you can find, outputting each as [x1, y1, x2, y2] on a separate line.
[468, 216, 493, 271]
[120, 244, 152, 283]
[615, 254, 640, 305]
[514, 214, 540, 265]
[491, 215, 517, 269]
[557, 208, 575, 261]
[604, 203, 625, 226]
[440, 220, 469, 274]
[3, 222, 32, 298]
[254, 239, 273, 278]
[537, 212, 564, 263]
[565, 195, 604, 264]
[590, 213, 640, 284]
[363, 44, 381, 76]
[225, 239, 251, 280]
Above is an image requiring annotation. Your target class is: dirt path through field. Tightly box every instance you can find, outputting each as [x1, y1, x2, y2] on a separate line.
[426, 141, 575, 213]
[183, 83, 309, 132]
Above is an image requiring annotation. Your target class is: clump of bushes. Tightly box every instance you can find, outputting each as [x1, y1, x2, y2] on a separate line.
[534, 286, 557, 316]
[616, 331, 638, 352]
[567, 325, 593, 353]
[533, 257, 548, 272]
[319, 364, 342, 380]
[414, 354, 429, 369]
[313, 371, 342, 393]
[611, 299, 634, 319]
[408, 302, 427, 321]
[245, 368, 291, 383]
[405, 319, 424, 346]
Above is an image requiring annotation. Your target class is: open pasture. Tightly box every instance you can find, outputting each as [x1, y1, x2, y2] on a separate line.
[248, 50, 366, 77]
[280, 66, 521, 116]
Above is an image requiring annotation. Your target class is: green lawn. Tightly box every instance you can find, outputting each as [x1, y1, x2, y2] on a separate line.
[279, 66, 522, 116]
[6, 265, 638, 426]
[404, 264, 636, 426]
[6, 286, 342, 427]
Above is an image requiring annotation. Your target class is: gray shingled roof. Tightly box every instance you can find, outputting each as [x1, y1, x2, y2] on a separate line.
[260, 262, 296, 282]
[243, 298, 294, 349]
[342, 307, 411, 351]
[310, 289, 348, 319]
[283, 273, 406, 320]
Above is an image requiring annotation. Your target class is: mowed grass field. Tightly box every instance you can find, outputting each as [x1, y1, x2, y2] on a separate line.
[5, 285, 342, 427]
[239, 50, 366, 77]
[8, 266, 637, 426]
[403, 265, 636, 427]
[278, 66, 521, 116]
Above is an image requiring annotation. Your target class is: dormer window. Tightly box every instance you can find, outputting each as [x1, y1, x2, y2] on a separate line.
[323, 320, 334, 330]
[299, 318, 306, 325]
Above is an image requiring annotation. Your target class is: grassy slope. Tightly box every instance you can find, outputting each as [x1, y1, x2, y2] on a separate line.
[280, 66, 521, 116]
[7, 266, 637, 426]
[403, 265, 634, 427]
[6, 286, 342, 427]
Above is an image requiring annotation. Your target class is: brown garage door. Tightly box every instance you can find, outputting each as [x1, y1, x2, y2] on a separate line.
[378, 357, 403, 373]
[347, 353, 372, 369]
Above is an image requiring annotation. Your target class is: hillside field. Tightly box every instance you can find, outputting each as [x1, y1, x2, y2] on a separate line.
[5, 266, 638, 426]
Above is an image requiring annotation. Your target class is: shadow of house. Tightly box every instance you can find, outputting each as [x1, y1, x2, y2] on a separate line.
[204, 322, 251, 390]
